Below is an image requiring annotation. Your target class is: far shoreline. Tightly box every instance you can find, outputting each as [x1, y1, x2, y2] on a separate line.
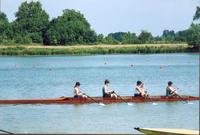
[0, 44, 198, 56]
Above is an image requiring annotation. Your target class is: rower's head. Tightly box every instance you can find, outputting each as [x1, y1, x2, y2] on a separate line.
[105, 79, 110, 85]
[137, 81, 142, 86]
[74, 82, 81, 87]
[168, 81, 173, 86]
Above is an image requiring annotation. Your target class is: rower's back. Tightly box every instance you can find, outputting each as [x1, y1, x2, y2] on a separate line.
[166, 86, 171, 96]
[166, 81, 173, 96]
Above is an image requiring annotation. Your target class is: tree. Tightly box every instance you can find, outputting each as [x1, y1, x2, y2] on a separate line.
[0, 12, 8, 27]
[186, 24, 200, 50]
[107, 32, 139, 44]
[104, 35, 119, 44]
[43, 9, 97, 45]
[175, 30, 188, 42]
[193, 6, 200, 21]
[138, 31, 153, 44]
[13, 1, 49, 43]
[184, 6, 200, 51]
[0, 12, 9, 36]
[0, 12, 12, 43]
[121, 32, 138, 44]
[162, 30, 175, 41]
[108, 32, 127, 42]
[97, 34, 105, 43]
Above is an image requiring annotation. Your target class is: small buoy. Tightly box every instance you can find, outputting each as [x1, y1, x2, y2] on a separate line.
[130, 64, 134, 67]
[15, 64, 20, 68]
[160, 65, 164, 69]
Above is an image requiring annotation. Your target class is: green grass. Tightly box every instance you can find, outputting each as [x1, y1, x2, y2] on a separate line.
[0, 44, 190, 55]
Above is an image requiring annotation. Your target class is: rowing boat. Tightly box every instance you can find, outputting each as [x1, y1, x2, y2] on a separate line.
[134, 127, 199, 135]
[0, 95, 199, 105]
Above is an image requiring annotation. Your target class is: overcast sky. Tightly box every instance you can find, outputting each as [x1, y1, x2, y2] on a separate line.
[1, 0, 199, 36]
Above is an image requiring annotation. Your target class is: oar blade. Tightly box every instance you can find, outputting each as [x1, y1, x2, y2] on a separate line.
[152, 102, 158, 105]
[128, 103, 133, 106]
[99, 102, 105, 106]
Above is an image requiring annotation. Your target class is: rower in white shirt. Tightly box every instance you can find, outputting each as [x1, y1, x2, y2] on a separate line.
[74, 82, 87, 99]
[102, 79, 117, 99]
[135, 81, 148, 97]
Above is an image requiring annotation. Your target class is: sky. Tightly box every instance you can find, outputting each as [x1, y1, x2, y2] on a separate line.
[1, 0, 200, 36]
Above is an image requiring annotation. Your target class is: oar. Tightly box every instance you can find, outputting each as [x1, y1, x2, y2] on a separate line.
[175, 86, 194, 104]
[143, 89, 158, 105]
[174, 93, 188, 104]
[170, 89, 188, 104]
[84, 94, 105, 106]
[113, 91, 133, 106]
[0, 129, 14, 134]
[146, 96, 158, 105]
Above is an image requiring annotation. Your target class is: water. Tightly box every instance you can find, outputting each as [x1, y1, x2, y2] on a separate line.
[0, 54, 199, 134]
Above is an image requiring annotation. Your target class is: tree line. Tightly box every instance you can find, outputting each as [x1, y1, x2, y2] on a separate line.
[0, 1, 199, 49]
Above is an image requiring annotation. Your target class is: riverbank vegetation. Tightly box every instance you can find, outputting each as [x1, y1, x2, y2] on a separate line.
[0, 1, 199, 53]
[0, 44, 190, 55]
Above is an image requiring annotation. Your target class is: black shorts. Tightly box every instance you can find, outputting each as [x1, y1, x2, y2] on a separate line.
[74, 95, 82, 98]
[103, 93, 111, 98]
[134, 93, 142, 97]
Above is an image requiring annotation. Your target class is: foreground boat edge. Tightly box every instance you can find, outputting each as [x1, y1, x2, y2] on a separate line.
[134, 127, 199, 135]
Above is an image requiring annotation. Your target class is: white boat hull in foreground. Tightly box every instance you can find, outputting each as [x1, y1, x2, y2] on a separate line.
[134, 127, 199, 135]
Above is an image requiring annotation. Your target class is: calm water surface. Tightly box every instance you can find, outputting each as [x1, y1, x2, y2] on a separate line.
[0, 54, 199, 134]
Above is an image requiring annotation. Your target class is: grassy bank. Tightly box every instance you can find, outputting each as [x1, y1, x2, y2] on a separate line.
[0, 44, 191, 55]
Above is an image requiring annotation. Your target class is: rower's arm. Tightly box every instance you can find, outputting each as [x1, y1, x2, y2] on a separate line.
[136, 86, 143, 94]
[169, 87, 177, 93]
[142, 84, 146, 91]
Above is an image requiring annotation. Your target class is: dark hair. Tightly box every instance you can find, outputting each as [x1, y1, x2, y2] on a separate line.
[104, 79, 110, 84]
[137, 81, 142, 86]
[168, 81, 173, 86]
[74, 82, 80, 87]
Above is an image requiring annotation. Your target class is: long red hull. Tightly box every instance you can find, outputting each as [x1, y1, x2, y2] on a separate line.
[0, 96, 199, 105]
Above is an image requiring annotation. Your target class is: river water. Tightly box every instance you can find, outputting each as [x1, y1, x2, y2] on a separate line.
[0, 54, 199, 134]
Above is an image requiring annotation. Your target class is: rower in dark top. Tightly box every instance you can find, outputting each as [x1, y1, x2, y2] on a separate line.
[74, 82, 87, 99]
[102, 79, 117, 99]
[166, 81, 178, 97]
[134, 80, 148, 97]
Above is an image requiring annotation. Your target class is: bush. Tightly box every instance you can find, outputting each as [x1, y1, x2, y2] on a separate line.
[14, 35, 32, 44]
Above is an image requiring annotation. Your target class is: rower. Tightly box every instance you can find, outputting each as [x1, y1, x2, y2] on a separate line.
[134, 81, 148, 97]
[74, 82, 87, 99]
[166, 81, 178, 97]
[102, 79, 117, 99]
